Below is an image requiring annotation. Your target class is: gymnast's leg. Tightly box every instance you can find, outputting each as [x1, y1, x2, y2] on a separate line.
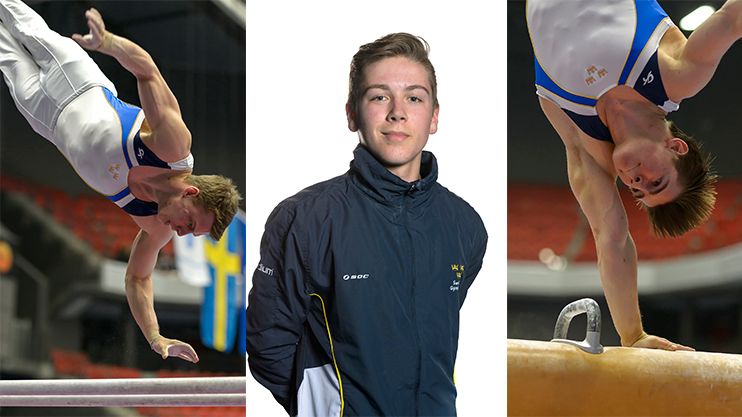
[0, 22, 56, 139]
[0, 0, 115, 138]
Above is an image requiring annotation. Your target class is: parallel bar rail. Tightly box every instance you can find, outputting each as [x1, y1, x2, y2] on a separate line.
[0, 393, 245, 407]
[0, 377, 246, 407]
[0, 376, 245, 396]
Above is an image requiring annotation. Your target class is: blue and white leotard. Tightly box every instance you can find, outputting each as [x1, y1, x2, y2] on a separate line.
[52, 86, 193, 216]
[527, 0, 679, 141]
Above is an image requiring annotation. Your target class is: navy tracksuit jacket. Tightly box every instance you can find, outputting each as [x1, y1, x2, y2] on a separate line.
[246, 145, 488, 416]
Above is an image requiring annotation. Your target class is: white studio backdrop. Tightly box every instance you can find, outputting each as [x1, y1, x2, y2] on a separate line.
[246, 1, 507, 415]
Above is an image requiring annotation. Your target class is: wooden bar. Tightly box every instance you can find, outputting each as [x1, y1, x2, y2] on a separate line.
[508, 339, 742, 416]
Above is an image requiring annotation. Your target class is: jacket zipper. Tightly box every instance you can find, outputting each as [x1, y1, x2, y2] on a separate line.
[403, 182, 422, 414]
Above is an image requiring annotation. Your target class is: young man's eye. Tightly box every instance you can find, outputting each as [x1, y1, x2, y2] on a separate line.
[371, 95, 386, 101]
[409, 96, 422, 103]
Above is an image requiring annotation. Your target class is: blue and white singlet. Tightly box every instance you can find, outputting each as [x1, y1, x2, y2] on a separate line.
[52, 86, 194, 216]
[527, 0, 679, 141]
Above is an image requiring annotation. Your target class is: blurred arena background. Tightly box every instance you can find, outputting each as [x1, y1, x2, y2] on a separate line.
[508, 0, 742, 353]
[0, 1, 245, 416]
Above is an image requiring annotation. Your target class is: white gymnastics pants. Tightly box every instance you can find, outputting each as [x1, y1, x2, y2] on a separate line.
[0, 0, 116, 141]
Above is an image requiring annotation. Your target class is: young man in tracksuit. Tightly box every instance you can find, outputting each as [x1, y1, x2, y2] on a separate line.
[246, 33, 488, 416]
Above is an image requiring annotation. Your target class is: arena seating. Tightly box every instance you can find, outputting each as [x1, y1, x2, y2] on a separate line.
[50, 349, 91, 377]
[508, 181, 742, 262]
[0, 175, 175, 264]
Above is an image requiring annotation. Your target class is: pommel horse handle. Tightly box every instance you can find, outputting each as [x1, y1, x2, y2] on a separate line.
[551, 298, 604, 354]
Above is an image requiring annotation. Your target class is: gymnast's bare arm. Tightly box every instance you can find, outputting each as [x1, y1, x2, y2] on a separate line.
[72, 8, 191, 162]
[538, 97, 693, 352]
[126, 216, 199, 363]
[661, 0, 742, 101]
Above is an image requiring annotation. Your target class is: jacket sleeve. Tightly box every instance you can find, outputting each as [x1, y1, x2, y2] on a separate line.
[459, 210, 488, 306]
[246, 202, 310, 411]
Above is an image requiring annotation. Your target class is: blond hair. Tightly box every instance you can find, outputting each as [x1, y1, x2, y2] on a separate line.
[185, 174, 241, 240]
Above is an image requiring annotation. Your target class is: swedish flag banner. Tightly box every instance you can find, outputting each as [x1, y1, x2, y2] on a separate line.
[200, 211, 246, 353]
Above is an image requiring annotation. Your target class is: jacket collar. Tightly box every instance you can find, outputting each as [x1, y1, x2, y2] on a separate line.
[349, 144, 438, 207]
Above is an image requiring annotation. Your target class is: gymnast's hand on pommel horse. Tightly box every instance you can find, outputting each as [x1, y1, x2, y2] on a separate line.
[526, 0, 742, 352]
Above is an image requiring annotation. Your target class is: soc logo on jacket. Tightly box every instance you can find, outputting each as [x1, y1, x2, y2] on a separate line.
[342, 273, 370, 281]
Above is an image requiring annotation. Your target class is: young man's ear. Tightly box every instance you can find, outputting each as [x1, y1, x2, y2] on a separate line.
[429, 105, 440, 135]
[346, 102, 358, 132]
[184, 186, 200, 197]
[668, 137, 689, 156]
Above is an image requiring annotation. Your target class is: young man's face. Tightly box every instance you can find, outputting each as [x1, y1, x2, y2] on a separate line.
[347, 56, 439, 182]
[157, 187, 215, 237]
[613, 137, 688, 207]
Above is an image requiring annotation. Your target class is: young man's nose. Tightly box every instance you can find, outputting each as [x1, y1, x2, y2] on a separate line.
[387, 99, 407, 122]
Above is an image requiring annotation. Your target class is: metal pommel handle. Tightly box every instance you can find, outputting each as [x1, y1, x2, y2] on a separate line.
[550, 298, 604, 354]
